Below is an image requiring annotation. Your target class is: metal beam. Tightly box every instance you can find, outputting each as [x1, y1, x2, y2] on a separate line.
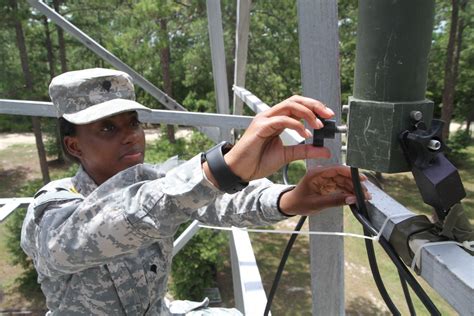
[172, 220, 201, 257]
[230, 229, 270, 315]
[365, 181, 474, 316]
[0, 99, 253, 129]
[232, 0, 251, 116]
[0, 198, 33, 222]
[206, 0, 232, 141]
[0, 99, 55, 117]
[297, 1, 344, 314]
[206, 0, 230, 116]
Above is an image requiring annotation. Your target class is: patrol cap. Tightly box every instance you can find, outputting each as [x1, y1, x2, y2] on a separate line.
[49, 68, 151, 125]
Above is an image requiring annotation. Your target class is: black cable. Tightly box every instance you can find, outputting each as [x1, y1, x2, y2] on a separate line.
[263, 215, 307, 316]
[350, 167, 441, 316]
[264, 163, 305, 316]
[349, 168, 401, 315]
[399, 271, 417, 316]
[264, 163, 434, 315]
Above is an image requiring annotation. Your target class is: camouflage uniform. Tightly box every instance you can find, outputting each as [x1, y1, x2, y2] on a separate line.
[21, 68, 291, 314]
[21, 154, 291, 315]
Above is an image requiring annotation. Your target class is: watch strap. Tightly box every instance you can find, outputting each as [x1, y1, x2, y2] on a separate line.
[205, 141, 249, 194]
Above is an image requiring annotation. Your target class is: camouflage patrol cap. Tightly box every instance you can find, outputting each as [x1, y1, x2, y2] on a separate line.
[49, 68, 151, 125]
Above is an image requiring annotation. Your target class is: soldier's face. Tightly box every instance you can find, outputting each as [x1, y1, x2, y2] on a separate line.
[64, 111, 146, 185]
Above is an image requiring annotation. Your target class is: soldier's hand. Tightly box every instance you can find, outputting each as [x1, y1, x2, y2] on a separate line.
[278, 165, 371, 216]
[224, 95, 334, 181]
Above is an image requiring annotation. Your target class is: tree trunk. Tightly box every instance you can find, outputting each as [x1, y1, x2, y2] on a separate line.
[466, 109, 474, 134]
[440, 0, 466, 141]
[43, 15, 66, 164]
[160, 18, 176, 143]
[53, 0, 68, 73]
[43, 16, 55, 79]
[32, 117, 51, 183]
[10, 0, 50, 184]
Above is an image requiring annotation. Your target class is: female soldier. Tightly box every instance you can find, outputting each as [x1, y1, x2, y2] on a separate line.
[21, 68, 368, 315]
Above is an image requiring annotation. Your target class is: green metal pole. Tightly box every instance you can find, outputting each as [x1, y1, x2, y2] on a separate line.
[346, 0, 436, 173]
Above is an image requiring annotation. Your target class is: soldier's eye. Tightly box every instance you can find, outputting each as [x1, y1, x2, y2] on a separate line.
[101, 124, 116, 132]
[131, 118, 141, 128]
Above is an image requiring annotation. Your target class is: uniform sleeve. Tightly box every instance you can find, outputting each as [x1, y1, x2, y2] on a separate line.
[192, 179, 293, 227]
[22, 155, 218, 276]
[21, 154, 291, 276]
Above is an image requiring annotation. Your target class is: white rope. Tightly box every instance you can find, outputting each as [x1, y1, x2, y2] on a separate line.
[373, 213, 412, 241]
[199, 212, 411, 241]
[197, 224, 376, 241]
[199, 215, 474, 272]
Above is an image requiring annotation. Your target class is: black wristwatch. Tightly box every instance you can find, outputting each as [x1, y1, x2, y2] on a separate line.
[204, 141, 249, 194]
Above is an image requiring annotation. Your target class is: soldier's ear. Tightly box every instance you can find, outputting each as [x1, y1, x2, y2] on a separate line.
[64, 136, 82, 159]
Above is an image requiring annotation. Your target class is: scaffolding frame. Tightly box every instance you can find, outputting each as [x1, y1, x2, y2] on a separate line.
[0, 0, 472, 315]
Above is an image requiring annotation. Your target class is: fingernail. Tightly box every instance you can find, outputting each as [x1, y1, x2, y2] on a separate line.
[316, 120, 324, 129]
[327, 108, 335, 116]
[345, 196, 357, 205]
[305, 129, 313, 137]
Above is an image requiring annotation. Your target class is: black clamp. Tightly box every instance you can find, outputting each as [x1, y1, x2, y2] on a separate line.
[399, 112, 466, 220]
[313, 118, 347, 147]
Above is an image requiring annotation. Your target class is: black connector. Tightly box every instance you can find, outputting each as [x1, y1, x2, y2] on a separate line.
[399, 117, 466, 220]
[313, 118, 346, 147]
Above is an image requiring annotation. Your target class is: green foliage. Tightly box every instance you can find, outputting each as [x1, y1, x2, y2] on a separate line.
[446, 130, 473, 164]
[145, 128, 213, 163]
[4, 178, 44, 297]
[170, 224, 228, 301]
[427, 0, 474, 123]
[268, 161, 307, 185]
[0, 115, 31, 132]
[339, 0, 358, 104]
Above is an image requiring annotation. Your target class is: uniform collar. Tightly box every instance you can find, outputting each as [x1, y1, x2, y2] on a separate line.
[71, 165, 98, 197]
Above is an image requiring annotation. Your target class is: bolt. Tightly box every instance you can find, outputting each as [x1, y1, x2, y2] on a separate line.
[336, 125, 348, 133]
[427, 139, 441, 151]
[410, 111, 423, 122]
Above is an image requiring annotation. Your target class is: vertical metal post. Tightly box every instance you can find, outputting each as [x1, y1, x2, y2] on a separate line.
[353, 0, 435, 102]
[206, 0, 232, 142]
[297, 1, 344, 315]
[346, 0, 436, 173]
[232, 0, 251, 116]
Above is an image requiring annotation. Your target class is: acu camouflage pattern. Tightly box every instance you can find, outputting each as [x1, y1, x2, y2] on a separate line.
[49, 68, 136, 118]
[21, 154, 291, 315]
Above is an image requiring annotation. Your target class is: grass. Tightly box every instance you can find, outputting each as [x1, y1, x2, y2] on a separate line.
[0, 144, 37, 197]
[0, 137, 472, 314]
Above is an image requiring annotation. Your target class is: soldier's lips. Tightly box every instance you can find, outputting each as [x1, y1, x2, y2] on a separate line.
[120, 151, 143, 162]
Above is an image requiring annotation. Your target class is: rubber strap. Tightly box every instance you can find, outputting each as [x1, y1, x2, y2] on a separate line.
[205, 141, 248, 194]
